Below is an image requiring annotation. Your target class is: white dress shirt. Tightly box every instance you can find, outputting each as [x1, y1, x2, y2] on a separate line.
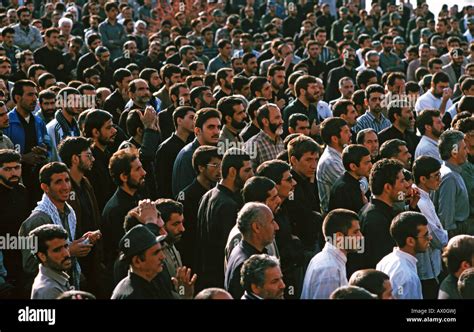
[377, 247, 423, 299]
[414, 90, 453, 115]
[301, 242, 348, 299]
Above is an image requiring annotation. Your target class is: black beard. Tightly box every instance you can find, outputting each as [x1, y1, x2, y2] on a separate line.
[468, 154, 474, 164]
[127, 177, 144, 190]
[0, 174, 19, 187]
[231, 118, 246, 130]
[269, 122, 281, 134]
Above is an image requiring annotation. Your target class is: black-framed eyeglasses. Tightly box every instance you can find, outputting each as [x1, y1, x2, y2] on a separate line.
[206, 163, 221, 168]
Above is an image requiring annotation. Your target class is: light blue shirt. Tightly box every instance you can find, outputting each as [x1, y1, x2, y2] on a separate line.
[301, 242, 348, 299]
[415, 135, 441, 162]
[317, 146, 345, 214]
[377, 247, 423, 299]
[354, 111, 391, 133]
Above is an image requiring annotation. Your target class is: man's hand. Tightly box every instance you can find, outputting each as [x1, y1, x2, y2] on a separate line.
[140, 106, 157, 129]
[172, 266, 197, 299]
[82, 230, 102, 245]
[276, 98, 286, 110]
[408, 186, 421, 210]
[129, 199, 159, 225]
[442, 87, 452, 101]
[69, 238, 93, 257]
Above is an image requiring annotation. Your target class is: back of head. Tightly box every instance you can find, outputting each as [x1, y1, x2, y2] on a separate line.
[330, 286, 377, 299]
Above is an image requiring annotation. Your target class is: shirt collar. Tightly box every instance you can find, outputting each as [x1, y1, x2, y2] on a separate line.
[323, 242, 347, 264]
[40, 264, 70, 287]
[422, 135, 438, 145]
[393, 247, 418, 267]
[444, 161, 463, 174]
[327, 145, 342, 158]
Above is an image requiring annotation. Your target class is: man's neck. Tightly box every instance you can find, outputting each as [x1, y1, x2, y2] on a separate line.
[107, 18, 116, 24]
[225, 124, 238, 135]
[175, 128, 190, 143]
[62, 110, 74, 124]
[93, 140, 106, 152]
[329, 143, 343, 154]
[69, 167, 84, 187]
[424, 132, 437, 141]
[399, 246, 416, 257]
[244, 236, 265, 252]
[133, 134, 142, 146]
[130, 268, 154, 282]
[348, 171, 361, 181]
[417, 183, 431, 193]
[221, 85, 231, 95]
[374, 194, 394, 207]
[46, 43, 54, 51]
[197, 174, 212, 190]
[220, 54, 229, 62]
[263, 129, 278, 142]
[15, 107, 30, 119]
[120, 184, 137, 197]
[369, 109, 382, 120]
[48, 195, 66, 213]
[220, 178, 236, 193]
[393, 122, 406, 133]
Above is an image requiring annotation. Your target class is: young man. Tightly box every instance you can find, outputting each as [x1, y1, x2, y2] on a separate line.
[414, 109, 444, 161]
[377, 212, 431, 299]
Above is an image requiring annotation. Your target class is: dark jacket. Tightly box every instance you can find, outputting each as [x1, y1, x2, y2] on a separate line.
[378, 125, 420, 158]
[103, 89, 127, 125]
[328, 172, 366, 213]
[111, 271, 164, 299]
[85, 145, 115, 212]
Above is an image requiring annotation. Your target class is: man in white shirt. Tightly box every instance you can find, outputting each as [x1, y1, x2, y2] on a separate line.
[317, 117, 352, 214]
[377, 211, 432, 299]
[412, 156, 449, 299]
[415, 109, 445, 161]
[414, 72, 453, 116]
[301, 209, 363, 299]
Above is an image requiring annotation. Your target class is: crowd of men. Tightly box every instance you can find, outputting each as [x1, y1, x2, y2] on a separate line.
[0, 0, 474, 300]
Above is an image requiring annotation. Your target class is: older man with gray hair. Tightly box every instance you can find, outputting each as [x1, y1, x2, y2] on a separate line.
[434, 130, 470, 238]
[224, 202, 279, 299]
[240, 254, 285, 300]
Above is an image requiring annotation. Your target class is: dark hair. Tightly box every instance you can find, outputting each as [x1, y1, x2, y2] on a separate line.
[155, 199, 183, 223]
[365, 84, 384, 100]
[216, 68, 232, 85]
[57, 290, 96, 300]
[232, 75, 250, 92]
[380, 139, 407, 159]
[109, 150, 138, 186]
[267, 64, 285, 77]
[250, 76, 268, 98]
[443, 235, 474, 275]
[405, 81, 420, 94]
[104, 1, 119, 12]
[247, 97, 267, 121]
[221, 148, 250, 179]
[461, 77, 474, 93]
[172, 106, 195, 130]
[416, 109, 440, 135]
[320, 117, 348, 145]
[332, 99, 355, 117]
[27, 64, 45, 80]
[57, 136, 93, 168]
[387, 100, 410, 123]
[349, 269, 390, 298]
[86, 34, 101, 48]
[288, 113, 309, 130]
[126, 110, 143, 137]
[83, 67, 100, 81]
[39, 162, 70, 186]
[432, 72, 449, 85]
[29, 224, 68, 257]
[113, 68, 132, 84]
[217, 39, 231, 49]
[84, 109, 113, 138]
[190, 86, 211, 108]
[45, 27, 60, 38]
[12, 79, 37, 102]
[294, 75, 317, 97]
[1, 27, 14, 37]
[217, 96, 244, 124]
[412, 156, 441, 185]
[330, 286, 376, 299]
[194, 108, 221, 129]
[390, 211, 428, 248]
[323, 208, 359, 238]
[458, 96, 474, 114]
[369, 158, 403, 195]
[16, 6, 30, 17]
[342, 144, 370, 171]
[161, 64, 181, 84]
[240, 254, 280, 293]
[455, 117, 474, 134]
[288, 135, 322, 161]
[256, 160, 290, 185]
[351, 89, 366, 107]
[192, 145, 220, 173]
[356, 70, 377, 89]
[0, 149, 21, 166]
[458, 268, 474, 299]
[242, 176, 275, 204]
[242, 52, 256, 64]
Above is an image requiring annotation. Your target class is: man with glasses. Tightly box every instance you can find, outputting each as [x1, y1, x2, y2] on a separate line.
[0, 149, 30, 297]
[376, 211, 431, 299]
[412, 156, 448, 299]
[57, 136, 103, 297]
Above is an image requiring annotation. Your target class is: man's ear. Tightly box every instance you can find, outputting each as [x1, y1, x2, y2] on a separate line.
[131, 255, 142, 267]
[405, 236, 416, 248]
[194, 126, 201, 137]
[71, 154, 80, 166]
[119, 172, 128, 185]
[40, 183, 49, 194]
[289, 155, 297, 167]
[348, 162, 357, 173]
[92, 127, 100, 139]
[250, 283, 260, 295]
[37, 252, 47, 264]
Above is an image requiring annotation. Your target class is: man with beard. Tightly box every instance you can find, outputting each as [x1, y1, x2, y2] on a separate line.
[76, 34, 102, 82]
[12, 6, 42, 51]
[119, 79, 153, 132]
[225, 202, 279, 299]
[4, 80, 48, 208]
[102, 150, 146, 293]
[47, 88, 82, 162]
[20, 162, 94, 294]
[241, 254, 286, 299]
[416, 108, 445, 161]
[0, 102, 14, 149]
[283, 75, 319, 138]
[267, 64, 287, 111]
[301, 41, 327, 79]
[172, 108, 222, 196]
[112, 41, 144, 72]
[103, 69, 133, 126]
[84, 110, 117, 211]
[325, 47, 357, 102]
[240, 53, 258, 78]
[442, 48, 465, 89]
[190, 85, 216, 110]
[378, 35, 404, 73]
[154, 64, 182, 111]
[57, 136, 103, 297]
[36, 89, 56, 125]
[30, 225, 73, 299]
[232, 76, 251, 100]
[155, 199, 186, 279]
[378, 100, 419, 158]
[33, 28, 65, 82]
[354, 84, 391, 133]
[218, 96, 246, 146]
[332, 99, 359, 144]
[415, 72, 453, 117]
[0, 149, 30, 297]
[90, 46, 114, 90]
[159, 83, 191, 141]
[214, 68, 233, 102]
[139, 41, 163, 72]
[196, 148, 253, 291]
[245, 103, 284, 171]
[329, 77, 355, 108]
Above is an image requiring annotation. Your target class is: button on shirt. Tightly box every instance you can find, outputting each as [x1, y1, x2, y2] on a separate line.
[377, 247, 423, 299]
[317, 146, 345, 214]
[415, 135, 441, 162]
[301, 242, 348, 299]
[414, 90, 453, 115]
[415, 185, 448, 281]
[434, 162, 470, 231]
[354, 111, 391, 133]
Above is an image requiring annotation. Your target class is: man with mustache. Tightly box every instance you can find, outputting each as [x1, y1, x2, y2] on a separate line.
[30, 224, 74, 299]
[101, 150, 146, 294]
[0, 149, 30, 297]
[245, 103, 284, 171]
[118, 79, 154, 132]
[158, 83, 191, 141]
[218, 96, 247, 146]
[0, 102, 13, 149]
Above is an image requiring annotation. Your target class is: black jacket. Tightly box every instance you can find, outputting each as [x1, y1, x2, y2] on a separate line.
[328, 172, 366, 213]
[103, 89, 127, 125]
[111, 272, 165, 299]
[85, 145, 115, 212]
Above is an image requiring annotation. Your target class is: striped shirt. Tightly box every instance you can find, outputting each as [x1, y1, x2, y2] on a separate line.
[316, 145, 345, 214]
[354, 111, 391, 133]
[245, 130, 284, 171]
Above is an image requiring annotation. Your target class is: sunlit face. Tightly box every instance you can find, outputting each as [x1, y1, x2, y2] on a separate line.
[291, 151, 319, 179]
[363, 131, 379, 159]
[254, 265, 285, 299]
[41, 238, 72, 271]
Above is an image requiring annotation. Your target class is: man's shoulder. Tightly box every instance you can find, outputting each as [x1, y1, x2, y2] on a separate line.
[20, 211, 52, 236]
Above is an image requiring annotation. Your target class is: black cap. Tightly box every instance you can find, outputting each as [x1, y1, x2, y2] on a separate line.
[119, 225, 166, 260]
